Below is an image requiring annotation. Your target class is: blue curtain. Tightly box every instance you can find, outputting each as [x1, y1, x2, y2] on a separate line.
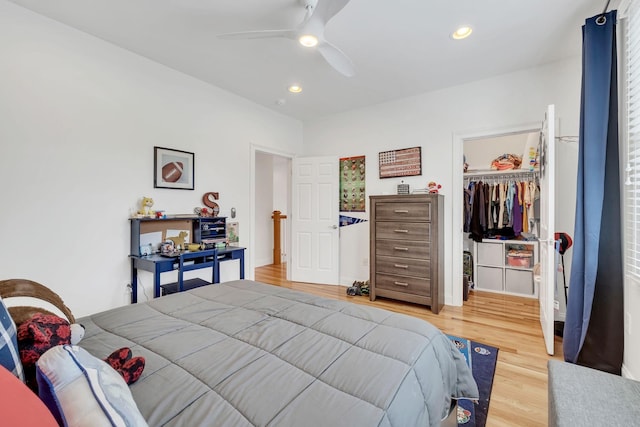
[563, 10, 623, 374]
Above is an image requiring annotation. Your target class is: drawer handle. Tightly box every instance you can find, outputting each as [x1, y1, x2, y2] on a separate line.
[393, 281, 409, 287]
[394, 246, 409, 251]
[394, 264, 409, 269]
[394, 229, 409, 233]
[394, 209, 409, 213]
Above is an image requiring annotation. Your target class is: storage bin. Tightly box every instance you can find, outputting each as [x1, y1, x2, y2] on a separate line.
[505, 269, 534, 295]
[506, 250, 533, 268]
[477, 242, 502, 267]
[477, 266, 503, 291]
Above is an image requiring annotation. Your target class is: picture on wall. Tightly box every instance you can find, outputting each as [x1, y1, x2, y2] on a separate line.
[154, 146, 195, 190]
[227, 221, 239, 246]
[378, 146, 422, 178]
[340, 155, 365, 212]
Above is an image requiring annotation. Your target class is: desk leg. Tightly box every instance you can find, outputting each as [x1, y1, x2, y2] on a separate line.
[130, 259, 138, 304]
[154, 266, 161, 298]
[239, 252, 245, 279]
[214, 260, 220, 284]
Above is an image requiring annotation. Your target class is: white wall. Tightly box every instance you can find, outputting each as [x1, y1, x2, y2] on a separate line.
[303, 57, 583, 307]
[0, 1, 303, 316]
[464, 132, 539, 171]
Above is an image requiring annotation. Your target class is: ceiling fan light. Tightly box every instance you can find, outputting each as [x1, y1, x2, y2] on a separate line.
[299, 34, 319, 47]
[288, 85, 303, 93]
[452, 26, 473, 40]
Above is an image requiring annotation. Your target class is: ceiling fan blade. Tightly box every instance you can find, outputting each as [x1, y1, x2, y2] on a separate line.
[218, 29, 295, 41]
[312, 0, 351, 25]
[317, 41, 355, 77]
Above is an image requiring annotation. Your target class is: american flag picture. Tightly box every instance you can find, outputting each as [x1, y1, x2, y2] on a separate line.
[378, 146, 422, 178]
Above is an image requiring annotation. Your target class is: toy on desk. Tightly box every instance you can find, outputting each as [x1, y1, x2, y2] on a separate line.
[194, 206, 216, 217]
[137, 197, 155, 217]
[427, 181, 442, 194]
[155, 210, 166, 219]
[160, 241, 174, 254]
[166, 231, 188, 250]
[140, 243, 153, 256]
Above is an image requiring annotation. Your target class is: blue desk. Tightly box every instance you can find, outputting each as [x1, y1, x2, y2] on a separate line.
[129, 247, 246, 303]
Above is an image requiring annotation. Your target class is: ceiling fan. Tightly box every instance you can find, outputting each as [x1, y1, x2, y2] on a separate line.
[218, 0, 355, 77]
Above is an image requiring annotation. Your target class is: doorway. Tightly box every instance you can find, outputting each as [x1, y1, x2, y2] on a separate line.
[251, 146, 293, 281]
[452, 123, 542, 307]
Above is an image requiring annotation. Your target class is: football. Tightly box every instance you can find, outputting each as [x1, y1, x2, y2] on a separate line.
[161, 161, 183, 182]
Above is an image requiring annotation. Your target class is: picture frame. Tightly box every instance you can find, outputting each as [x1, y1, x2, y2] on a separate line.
[154, 147, 194, 190]
[339, 155, 366, 212]
[227, 221, 239, 246]
[378, 146, 422, 179]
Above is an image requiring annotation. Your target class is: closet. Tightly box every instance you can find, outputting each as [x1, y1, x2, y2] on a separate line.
[463, 132, 541, 298]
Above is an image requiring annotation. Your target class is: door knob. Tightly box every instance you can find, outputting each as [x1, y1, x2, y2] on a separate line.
[331, 225, 338, 229]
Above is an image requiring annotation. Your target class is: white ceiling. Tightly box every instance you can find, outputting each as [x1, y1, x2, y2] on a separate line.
[9, 0, 607, 121]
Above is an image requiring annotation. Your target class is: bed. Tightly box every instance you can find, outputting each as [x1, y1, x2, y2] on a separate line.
[4, 279, 479, 426]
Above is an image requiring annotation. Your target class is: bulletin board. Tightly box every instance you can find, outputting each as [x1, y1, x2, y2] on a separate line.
[139, 219, 193, 250]
[340, 156, 365, 212]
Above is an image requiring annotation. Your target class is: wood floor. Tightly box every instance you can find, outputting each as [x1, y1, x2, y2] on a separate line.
[255, 263, 564, 427]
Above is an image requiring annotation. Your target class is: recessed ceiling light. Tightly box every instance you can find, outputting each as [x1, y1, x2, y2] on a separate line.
[288, 85, 303, 93]
[298, 34, 319, 47]
[452, 26, 473, 40]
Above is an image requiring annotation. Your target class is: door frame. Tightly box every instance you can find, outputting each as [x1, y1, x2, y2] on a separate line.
[451, 122, 541, 306]
[250, 144, 295, 280]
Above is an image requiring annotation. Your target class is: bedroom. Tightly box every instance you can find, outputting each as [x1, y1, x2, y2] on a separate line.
[1, 0, 638, 425]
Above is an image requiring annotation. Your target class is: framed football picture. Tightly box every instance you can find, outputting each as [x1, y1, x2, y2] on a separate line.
[154, 147, 195, 190]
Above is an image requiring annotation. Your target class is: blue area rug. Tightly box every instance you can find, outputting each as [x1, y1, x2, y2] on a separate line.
[448, 335, 499, 427]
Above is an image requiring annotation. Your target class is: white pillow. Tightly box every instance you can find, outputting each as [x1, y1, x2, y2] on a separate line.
[36, 345, 148, 427]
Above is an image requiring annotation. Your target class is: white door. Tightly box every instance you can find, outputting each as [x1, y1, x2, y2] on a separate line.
[539, 104, 556, 355]
[291, 156, 340, 284]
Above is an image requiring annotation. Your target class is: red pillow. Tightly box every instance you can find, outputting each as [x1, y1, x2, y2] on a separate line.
[0, 365, 57, 426]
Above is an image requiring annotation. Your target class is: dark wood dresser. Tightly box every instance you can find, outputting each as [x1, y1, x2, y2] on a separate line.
[369, 194, 444, 313]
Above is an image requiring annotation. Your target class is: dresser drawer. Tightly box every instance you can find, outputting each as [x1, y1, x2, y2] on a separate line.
[375, 239, 430, 259]
[375, 273, 430, 296]
[376, 221, 430, 241]
[376, 256, 430, 277]
[375, 202, 431, 221]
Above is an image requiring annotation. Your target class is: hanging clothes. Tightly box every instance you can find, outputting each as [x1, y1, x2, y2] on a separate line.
[464, 173, 539, 241]
[498, 182, 507, 228]
[523, 182, 529, 231]
[512, 182, 522, 235]
[485, 183, 494, 230]
[469, 181, 485, 242]
[505, 181, 516, 227]
[463, 185, 473, 233]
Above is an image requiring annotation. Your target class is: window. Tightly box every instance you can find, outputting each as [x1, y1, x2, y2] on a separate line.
[623, 0, 640, 282]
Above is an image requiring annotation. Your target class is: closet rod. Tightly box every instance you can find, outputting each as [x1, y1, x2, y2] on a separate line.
[464, 171, 538, 182]
[464, 170, 539, 178]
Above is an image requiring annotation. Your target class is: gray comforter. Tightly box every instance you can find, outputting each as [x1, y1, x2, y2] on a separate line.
[78, 280, 478, 426]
